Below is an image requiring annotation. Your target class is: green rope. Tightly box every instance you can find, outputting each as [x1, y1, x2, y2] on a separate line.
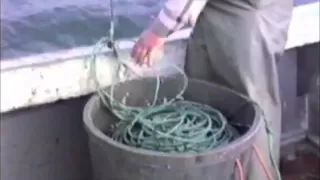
[88, 37, 236, 153]
[264, 115, 282, 180]
[109, 100, 235, 153]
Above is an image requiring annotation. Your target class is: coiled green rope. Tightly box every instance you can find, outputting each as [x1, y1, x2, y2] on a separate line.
[110, 100, 236, 153]
[88, 37, 237, 153]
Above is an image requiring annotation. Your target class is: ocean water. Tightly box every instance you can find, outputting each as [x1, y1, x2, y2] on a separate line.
[1, 0, 163, 60]
[0, 0, 316, 61]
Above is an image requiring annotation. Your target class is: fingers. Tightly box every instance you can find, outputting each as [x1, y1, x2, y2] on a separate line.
[146, 47, 159, 67]
[131, 40, 147, 66]
[145, 49, 152, 67]
[130, 43, 138, 59]
[143, 47, 157, 67]
[148, 46, 164, 67]
[137, 47, 148, 66]
[131, 40, 141, 63]
[131, 29, 165, 67]
[131, 40, 163, 67]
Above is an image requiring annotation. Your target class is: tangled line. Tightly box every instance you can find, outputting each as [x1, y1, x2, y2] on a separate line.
[87, 37, 237, 153]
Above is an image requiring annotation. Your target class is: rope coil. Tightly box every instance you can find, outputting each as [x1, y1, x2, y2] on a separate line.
[88, 36, 236, 153]
[110, 100, 236, 153]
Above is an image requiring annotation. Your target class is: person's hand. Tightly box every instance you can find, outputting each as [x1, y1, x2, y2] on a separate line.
[131, 29, 165, 67]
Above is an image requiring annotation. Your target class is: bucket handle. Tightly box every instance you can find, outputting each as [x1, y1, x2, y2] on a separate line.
[235, 144, 275, 180]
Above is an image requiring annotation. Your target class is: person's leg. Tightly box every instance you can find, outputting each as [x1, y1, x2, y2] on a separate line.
[185, 14, 235, 88]
[185, 1, 292, 179]
[184, 17, 214, 82]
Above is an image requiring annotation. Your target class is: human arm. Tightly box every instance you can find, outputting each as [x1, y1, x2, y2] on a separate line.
[149, 0, 208, 37]
[131, 0, 207, 66]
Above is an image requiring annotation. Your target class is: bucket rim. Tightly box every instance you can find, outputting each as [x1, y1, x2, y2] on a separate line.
[83, 79, 263, 165]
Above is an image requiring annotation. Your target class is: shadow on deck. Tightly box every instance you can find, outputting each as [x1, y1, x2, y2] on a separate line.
[281, 140, 320, 180]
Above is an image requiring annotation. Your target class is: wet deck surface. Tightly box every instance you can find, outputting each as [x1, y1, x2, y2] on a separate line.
[280, 141, 320, 180]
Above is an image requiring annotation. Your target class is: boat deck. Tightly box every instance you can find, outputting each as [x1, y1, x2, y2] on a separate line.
[281, 140, 320, 180]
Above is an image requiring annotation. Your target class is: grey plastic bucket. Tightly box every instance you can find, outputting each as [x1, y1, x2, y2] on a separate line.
[83, 79, 262, 180]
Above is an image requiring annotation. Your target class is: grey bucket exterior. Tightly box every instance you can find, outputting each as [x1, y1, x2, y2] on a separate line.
[83, 79, 262, 180]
